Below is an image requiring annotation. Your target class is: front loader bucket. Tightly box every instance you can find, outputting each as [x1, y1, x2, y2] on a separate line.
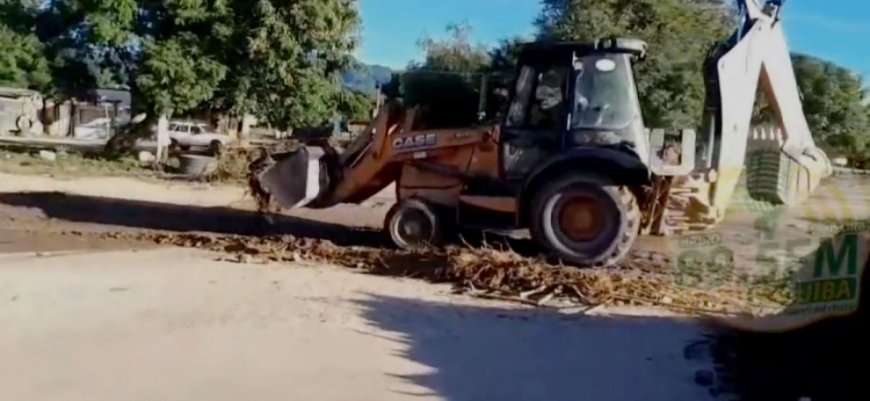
[251, 146, 326, 210]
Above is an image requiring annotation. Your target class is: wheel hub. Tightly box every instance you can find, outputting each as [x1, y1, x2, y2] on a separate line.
[559, 196, 605, 242]
[396, 209, 433, 245]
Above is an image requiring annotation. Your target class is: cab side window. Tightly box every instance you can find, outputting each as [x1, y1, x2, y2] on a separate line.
[529, 67, 568, 129]
[505, 65, 569, 131]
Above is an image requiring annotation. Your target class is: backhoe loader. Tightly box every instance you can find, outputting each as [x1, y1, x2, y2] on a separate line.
[250, 0, 832, 267]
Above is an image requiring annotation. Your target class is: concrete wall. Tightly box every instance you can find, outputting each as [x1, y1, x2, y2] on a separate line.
[42, 99, 71, 137]
[0, 96, 43, 136]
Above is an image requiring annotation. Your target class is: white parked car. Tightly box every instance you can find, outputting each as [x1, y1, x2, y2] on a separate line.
[167, 121, 230, 154]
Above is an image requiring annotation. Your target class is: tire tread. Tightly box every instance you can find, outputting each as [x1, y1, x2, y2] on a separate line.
[529, 173, 640, 268]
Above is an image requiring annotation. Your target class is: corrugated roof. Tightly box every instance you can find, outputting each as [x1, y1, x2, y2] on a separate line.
[0, 86, 40, 99]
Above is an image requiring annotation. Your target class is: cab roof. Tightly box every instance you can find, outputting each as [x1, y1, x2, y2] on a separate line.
[518, 38, 648, 61]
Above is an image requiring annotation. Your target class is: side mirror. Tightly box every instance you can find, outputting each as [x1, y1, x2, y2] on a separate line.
[649, 128, 696, 176]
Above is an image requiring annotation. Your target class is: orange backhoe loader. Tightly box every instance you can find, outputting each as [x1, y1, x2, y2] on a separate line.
[250, 0, 832, 267]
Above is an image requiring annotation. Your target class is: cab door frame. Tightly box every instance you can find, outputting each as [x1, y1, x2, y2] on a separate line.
[497, 52, 576, 183]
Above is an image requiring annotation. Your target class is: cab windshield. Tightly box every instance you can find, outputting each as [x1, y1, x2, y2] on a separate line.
[571, 54, 638, 130]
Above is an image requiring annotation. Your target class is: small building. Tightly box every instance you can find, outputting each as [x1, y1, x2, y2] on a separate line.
[0, 87, 44, 136]
[43, 88, 134, 139]
[70, 88, 133, 138]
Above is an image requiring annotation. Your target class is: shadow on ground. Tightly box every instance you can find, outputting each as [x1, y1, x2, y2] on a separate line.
[707, 246, 870, 401]
[356, 294, 711, 401]
[710, 311, 869, 401]
[357, 292, 870, 401]
[0, 191, 382, 247]
[356, 231, 869, 401]
[0, 190, 549, 256]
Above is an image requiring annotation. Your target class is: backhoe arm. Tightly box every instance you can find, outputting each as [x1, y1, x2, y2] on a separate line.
[698, 0, 832, 216]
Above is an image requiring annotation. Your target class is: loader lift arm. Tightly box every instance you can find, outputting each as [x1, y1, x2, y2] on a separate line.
[254, 101, 495, 211]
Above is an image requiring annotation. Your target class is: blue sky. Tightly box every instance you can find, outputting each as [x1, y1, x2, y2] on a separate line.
[357, 0, 870, 78]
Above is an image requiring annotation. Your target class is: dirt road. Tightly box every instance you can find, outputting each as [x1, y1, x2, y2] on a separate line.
[0, 173, 712, 400]
[1, 171, 868, 401]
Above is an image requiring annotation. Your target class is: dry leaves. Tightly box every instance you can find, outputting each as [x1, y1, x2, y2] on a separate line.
[87, 230, 789, 316]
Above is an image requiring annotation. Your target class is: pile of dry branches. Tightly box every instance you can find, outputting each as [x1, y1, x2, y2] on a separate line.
[91, 230, 788, 315]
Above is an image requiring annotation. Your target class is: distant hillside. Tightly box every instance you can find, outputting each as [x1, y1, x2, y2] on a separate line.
[342, 62, 393, 94]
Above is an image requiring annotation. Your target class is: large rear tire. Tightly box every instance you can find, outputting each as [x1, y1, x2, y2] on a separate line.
[529, 173, 640, 268]
[384, 199, 445, 250]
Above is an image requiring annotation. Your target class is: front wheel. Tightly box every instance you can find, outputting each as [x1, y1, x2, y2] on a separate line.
[529, 173, 640, 268]
[383, 199, 445, 250]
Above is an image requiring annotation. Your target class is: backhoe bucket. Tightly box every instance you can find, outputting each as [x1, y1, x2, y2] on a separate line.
[251, 147, 326, 210]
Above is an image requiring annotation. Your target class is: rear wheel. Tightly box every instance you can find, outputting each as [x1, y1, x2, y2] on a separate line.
[384, 199, 444, 250]
[529, 173, 640, 267]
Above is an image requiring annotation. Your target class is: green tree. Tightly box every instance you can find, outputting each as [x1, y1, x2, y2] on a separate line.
[134, 35, 228, 116]
[391, 23, 492, 128]
[789, 54, 869, 158]
[97, 0, 359, 151]
[215, 0, 360, 130]
[413, 23, 491, 72]
[1, 0, 360, 150]
[537, 0, 732, 128]
[336, 89, 374, 122]
[0, 26, 51, 90]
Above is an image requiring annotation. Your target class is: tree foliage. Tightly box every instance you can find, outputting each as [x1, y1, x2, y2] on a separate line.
[216, 0, 360, 129]
[413, 23, 491, 73]
[135, 35, 227, 116]
[0, 25, 51, 90]
[0, 0, 867, 162]
[791, 54, 869, 156]
[389, 23, 492, 128]
[0, 0, 360, 133]
[336, 88, 374, 122]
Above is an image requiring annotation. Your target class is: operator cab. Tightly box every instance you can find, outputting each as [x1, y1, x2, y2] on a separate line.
[500, 39, 650, 181]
